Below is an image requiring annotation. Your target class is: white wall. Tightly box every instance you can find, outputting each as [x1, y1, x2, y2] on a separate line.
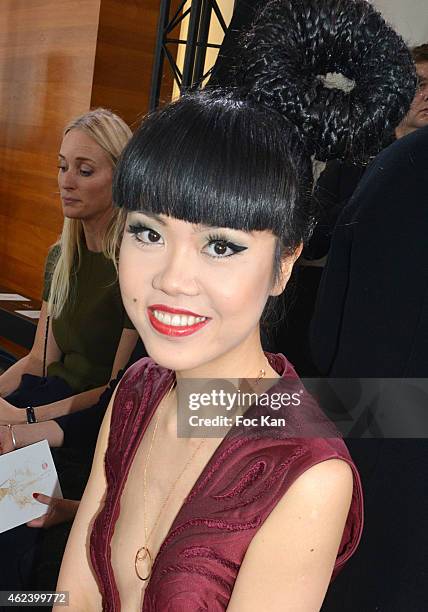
[371, 0, 428, 46]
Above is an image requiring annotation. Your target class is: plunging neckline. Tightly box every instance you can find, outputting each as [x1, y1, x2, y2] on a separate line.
[139, 374, 230, 577]
[105, 354, 290, 608]
[91, 352, 364, 612]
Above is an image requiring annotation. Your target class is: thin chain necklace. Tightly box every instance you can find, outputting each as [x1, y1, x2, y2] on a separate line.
[134, 365, 268, 582]
[135, 383, 205, 581]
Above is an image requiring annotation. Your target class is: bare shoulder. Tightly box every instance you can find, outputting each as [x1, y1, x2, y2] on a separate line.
[286, 458, 354, 505]
[227, 459, 355, 611]
[256, 458, 354, 548]
[262, 458, 354, 555]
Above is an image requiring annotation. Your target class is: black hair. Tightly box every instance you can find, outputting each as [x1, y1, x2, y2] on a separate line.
[113, 0, 415, 333]
[114, 91, 312, 252]
[412, 43, 428, 65]
[114, 0, 415, 253]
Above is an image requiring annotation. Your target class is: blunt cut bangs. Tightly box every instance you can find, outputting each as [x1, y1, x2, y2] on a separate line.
[113, 91, 311, 249]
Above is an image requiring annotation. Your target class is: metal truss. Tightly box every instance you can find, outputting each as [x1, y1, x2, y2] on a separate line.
[149, 0, 234, 110]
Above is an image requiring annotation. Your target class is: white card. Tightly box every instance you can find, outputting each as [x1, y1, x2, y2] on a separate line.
[14, 310, 41, 319]
[0, 293, 30, 301]
[0, 440, 62, 533]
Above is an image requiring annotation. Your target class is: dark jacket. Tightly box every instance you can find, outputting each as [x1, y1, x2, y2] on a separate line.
[312, 127, 428, 612]
[311, 126, 428, 378]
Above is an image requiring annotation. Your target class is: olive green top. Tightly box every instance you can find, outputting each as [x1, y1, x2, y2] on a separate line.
[42, 244, 133, 393]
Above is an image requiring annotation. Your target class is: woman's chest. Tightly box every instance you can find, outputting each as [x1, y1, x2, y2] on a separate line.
[109, 433, 222, 609]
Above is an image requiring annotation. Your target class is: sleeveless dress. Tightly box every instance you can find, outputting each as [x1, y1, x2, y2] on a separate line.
[90, 353, 363, 611]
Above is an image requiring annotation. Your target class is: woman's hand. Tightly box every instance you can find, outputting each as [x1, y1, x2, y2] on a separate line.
[27, 494, 80, 529]
[0, 425, 15, 454]
[0, 397, 27, 425]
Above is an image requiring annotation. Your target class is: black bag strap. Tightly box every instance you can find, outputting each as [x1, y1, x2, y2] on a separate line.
[42, 314, 50, 379]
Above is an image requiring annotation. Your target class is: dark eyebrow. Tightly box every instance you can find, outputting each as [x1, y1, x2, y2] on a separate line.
[58, 154, 97, 163]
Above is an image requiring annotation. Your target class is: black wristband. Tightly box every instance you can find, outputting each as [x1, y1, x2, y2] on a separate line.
[26, 406, 37, 424]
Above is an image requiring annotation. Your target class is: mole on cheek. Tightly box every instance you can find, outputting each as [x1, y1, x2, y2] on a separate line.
[133, 298, 138, 303]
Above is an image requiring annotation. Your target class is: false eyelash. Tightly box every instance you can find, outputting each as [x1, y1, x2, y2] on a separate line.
[127, 223, 162, 245]
[206, 233, 247, 254]
[127, 223, 162, 238]
[127, 222, 148, 235]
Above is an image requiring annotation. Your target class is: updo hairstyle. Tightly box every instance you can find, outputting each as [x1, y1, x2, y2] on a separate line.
[113, 0, 416, 308]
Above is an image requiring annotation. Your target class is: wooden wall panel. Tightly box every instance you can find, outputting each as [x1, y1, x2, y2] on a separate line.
[0, 0, 101, 299]
[91, 0, 179, 127]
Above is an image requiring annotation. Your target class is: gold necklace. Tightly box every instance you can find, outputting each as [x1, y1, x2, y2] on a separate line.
[135, 383, 205, 581]
[134, 364, 268, 582]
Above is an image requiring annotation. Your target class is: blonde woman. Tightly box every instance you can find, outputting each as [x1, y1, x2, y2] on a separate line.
[0, 109, 138, 442]
[0, 109, 139, 591]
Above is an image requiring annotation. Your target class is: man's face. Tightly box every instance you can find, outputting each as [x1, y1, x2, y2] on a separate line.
[397, 62, 428, 136]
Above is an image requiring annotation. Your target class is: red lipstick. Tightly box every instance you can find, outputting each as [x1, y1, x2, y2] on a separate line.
[148, 304, 209, 337]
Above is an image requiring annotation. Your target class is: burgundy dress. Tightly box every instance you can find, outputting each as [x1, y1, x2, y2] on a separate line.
[90, 354, 363, 611]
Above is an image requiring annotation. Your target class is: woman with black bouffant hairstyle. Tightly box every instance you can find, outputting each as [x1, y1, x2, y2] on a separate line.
[57, 1, 415, 610]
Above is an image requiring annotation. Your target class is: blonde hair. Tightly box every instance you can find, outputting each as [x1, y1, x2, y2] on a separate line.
[48, 108, 132, 318]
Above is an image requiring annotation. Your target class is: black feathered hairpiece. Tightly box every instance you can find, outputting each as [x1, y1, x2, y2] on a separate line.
[237, 0, 417, 161]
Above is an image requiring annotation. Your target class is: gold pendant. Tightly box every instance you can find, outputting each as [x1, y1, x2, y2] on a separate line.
[134, 546, 153, 581]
